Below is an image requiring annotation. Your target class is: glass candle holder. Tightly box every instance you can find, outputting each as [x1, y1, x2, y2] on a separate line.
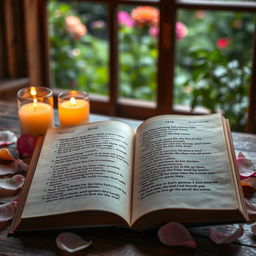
[58, 90, 90, 127]
[17, 87, 54, 137]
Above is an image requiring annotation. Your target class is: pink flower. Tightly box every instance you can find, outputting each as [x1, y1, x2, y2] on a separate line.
[149, 22, 188, 40]
[217, 38, 229, 49]
[91, 20, 106, 29]
[176, 22, 188, 40]
[118, 11, 134, 28]
[65, 16, 87, 40]
[149, 26, 159, 37]
[195, 10, 206, 19]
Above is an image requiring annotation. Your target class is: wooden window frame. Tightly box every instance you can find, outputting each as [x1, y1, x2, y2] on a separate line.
[1, 0, 256, 132]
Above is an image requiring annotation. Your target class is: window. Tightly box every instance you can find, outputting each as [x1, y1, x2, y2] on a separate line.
[1, 0, 256, 132]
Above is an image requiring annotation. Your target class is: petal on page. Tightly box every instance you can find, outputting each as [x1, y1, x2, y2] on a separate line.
[208, 225, 244, 244]
[241, 177, 256, 189]
[56, 232, 92, 253]
[158, 222, 196, 248]
[0, 175, 25, 190]
[0, 201, 16, 222]
[17, 134, 36, 157]
[0, 162, 19, 175]
[0, 148, 15, 162]
[0, 131, 17, 147]
[245, 199, 256, 215]
[236, 152, 256, 180]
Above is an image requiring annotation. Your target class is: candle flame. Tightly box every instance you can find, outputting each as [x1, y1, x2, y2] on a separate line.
[30, 87, 37, 97]
[33, 98, 37, 111]
[70, 97, 76, 106]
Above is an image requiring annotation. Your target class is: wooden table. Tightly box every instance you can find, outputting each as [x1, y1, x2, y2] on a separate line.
[1, 100, 256, 255]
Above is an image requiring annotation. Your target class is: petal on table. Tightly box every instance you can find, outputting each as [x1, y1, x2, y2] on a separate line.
[158, 222, 196, 248]
[241, 177, 256, 189]
[16, 159, 28, 172]
[209, 225, 244, 244]
[17, 134, 36, 157]
[0, 175, 25, 190]
[0, 201, 16, 222]
[0, 162, 19, 175]
[56, 232, 92, 253]
[0, 148, 15, 162]
[0, 131, 17, 147]
[236, 152, 256, 180]
[244, 199, 256, 215]
[251, 224, 256, 234]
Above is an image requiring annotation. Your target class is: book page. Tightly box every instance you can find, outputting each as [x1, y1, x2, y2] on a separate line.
[22, 121, 135, 224]
[131, 114, 238, 224]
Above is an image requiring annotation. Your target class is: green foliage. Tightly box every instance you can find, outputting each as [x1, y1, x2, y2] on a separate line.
[119, 25, 157, 101]
[48, 1, 108, 94]
[48, 1, 255, 131]
[180, 48, 250, 130]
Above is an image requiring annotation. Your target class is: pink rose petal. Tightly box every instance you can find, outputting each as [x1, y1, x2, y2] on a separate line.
[56, 232, 92, 253]
[0, 131, 17, 147]
[0, 162, 19, 175]
[17, 134, 37, 157]
[244, 199, 256, 215]
[251, 224, 256, 234]
[236, 152, 256, 180]
[158, 222, 196, 248]
[209, 225, 244, 244]
[0, 159, 27, 176]
[0, 201, 16, 222]
[241, 177, 256, 189]
[0, 175, 25, 190]
[16, 159, 28, 172]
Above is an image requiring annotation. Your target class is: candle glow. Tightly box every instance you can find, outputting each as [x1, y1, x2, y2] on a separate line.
[58, 92, 89, 127]
[18, 87, 54, 137]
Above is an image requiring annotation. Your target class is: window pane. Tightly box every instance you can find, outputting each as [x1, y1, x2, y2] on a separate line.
[118, 5, 159, 102]
[175, 9, 255, 131]
[48, 1, 109, 96]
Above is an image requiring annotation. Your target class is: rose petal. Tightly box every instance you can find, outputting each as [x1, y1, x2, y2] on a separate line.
[209, 225, 244, 244]
[251, 224, 256, 234]
[158, 222, 196, 248]
[0, 201, 16, 222]
[0, 175, 25, 190]
[244, 199, 256, 215]
[0, 131, 17, 147]
[236, 152, 256, 180]
[17, 134, 37, 157]
[241, 177, 256, 189]
[0, 162, 19, 175]
[0, 148, 15, 162]
[16, 159, 28, 172]
[56, 232, 92, 253]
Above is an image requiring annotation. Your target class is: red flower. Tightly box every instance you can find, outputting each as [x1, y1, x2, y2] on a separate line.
[217, 38, 229, 49]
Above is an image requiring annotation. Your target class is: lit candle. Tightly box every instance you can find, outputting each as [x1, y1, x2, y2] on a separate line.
[58, 91, 89, 127]
[17, 87, 54, 137]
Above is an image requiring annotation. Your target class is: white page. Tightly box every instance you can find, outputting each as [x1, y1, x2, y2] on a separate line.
[22, 121, 134, 224]
[132, 114, 238, 223]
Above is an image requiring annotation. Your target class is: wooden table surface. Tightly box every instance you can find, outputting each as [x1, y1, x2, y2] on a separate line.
[1, 100, 256, 255]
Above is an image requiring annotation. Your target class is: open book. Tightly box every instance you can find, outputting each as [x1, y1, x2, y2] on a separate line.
[10, 113, 248, 232]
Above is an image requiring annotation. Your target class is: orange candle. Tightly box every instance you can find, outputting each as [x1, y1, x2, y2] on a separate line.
[58, 92, 90, 127]
[17, 87, 54, 137]
[19, 102, 54, 137]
